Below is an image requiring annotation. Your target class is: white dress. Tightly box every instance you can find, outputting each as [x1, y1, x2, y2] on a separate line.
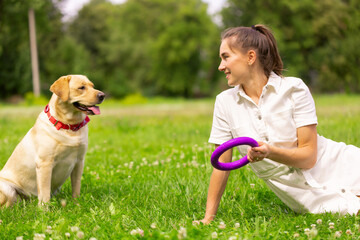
[209, 72, 360, 215]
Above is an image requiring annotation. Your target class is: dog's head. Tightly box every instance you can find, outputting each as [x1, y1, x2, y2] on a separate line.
[50, 75, 105, 115]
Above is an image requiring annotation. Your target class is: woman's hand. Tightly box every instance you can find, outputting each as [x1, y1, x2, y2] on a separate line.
[247, 141, 270, 162]
[192, 218, 213, 225]
[246, 125, 318, 169]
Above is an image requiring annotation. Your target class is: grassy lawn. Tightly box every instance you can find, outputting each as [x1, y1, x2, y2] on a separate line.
[0, 95, 360, 239]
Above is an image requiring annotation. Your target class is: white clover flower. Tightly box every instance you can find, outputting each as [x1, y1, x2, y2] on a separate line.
[304, 228, 310, 236]
[178, 227, 187, 239]
[61, 199, 67, 207]
[65, 232, 70, 238]
[334, 231, 342, 238]
[151, 223, 157, 229]
[138, 229, 144, 237]
[234, 222, 240, 228]
[89, 237, 97, 240]
[293, 233, 300, 238]
[311, 224, 316, 229]
[211, 232, 218, 238]
[316, 219, 322, 224]
[70, 226, 79, 232]
[130, 228, 144, 237]
[228, 236, 237, 240]
[309, 228, 318, 238]
[346, 229, 353, 235]
[76, 231, 84, 239]
[191, 161, 200, 168]
[250, 183, 255, 189]
[33, 233, 46, 240]
[218, 222, 226, 229]
[16, 237, 23, 240]
[45, 226, 53, 234]
[329, 222, 335, 229]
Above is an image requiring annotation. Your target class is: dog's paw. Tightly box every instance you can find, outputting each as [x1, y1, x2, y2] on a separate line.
[37, 201, 51, 211]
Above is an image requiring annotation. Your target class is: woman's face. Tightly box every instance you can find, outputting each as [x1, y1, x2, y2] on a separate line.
[218, 38, 249, 86]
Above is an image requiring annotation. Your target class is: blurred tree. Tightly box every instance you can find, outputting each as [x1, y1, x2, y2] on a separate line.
[4, 0, 358, 99]
[313, 0, 360, 92]
[43, 36, 91, 82]
[0, 0, 83, 99]
[68, 0, 132, 96]
[150, 0, 218, 97]
[221, 0, 360, 93]
[37, 0, 94, 93]
[70, 0, 220, 98]
[0, 0, 33, 99]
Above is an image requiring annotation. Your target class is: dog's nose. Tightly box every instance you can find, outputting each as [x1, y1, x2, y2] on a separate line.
[97, 92, 105, 103]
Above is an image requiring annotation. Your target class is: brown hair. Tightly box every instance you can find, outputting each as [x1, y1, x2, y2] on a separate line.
[221, 24, 283, 77]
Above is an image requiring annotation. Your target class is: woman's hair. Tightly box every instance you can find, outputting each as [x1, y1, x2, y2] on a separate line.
[221, 24, 283, 77]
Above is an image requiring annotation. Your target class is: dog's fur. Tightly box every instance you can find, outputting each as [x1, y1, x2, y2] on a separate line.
[0, 75, 105, 206]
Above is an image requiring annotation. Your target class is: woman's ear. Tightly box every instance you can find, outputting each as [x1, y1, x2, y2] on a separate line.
[247, 50, 257, 66]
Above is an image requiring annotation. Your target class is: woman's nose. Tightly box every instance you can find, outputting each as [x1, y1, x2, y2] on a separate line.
[218, 61, 225, 71]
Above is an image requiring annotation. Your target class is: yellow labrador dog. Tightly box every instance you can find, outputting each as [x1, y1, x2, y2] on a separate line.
[0, 75, 105, 206]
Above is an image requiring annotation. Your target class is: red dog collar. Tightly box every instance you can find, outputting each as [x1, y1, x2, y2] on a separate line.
[44, 104, 90, 131]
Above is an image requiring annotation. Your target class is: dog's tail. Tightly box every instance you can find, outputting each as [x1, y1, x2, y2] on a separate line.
[0, 180, 18, 207]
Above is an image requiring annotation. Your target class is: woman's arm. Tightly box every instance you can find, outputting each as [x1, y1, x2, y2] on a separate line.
[197, 146, 232, 224]
[247, 124, 317, 169]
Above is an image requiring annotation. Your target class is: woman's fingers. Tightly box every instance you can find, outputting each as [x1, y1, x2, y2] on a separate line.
[247, 146, 265, 162]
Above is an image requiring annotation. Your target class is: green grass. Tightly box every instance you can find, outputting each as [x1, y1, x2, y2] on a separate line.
[1, 95, 360, 239]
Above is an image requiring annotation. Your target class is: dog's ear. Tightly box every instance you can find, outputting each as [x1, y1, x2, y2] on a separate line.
[50, 76, 71, 102]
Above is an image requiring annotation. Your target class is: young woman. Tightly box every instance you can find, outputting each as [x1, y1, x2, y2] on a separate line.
[197, 24, 360, 224]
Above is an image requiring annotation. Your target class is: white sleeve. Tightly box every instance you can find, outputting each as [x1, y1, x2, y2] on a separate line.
[208, 95, 232, 145]
[291, 79, 318, 128]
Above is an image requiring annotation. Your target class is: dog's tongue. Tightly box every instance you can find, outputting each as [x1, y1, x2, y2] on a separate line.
[89, 106, 101, 115]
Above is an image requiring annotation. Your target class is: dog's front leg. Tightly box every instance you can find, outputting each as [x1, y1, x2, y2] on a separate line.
[36, 158, 54, 204]
[71, 159, 84, 198]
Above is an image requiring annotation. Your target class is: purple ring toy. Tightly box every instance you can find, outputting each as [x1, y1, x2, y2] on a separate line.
[211, 137, 259, 171]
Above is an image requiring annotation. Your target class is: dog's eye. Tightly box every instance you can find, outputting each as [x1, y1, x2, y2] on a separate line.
[78, 86, 86, 90]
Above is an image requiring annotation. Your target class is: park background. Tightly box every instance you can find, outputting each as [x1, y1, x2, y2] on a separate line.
[1, 0, 360, 239]
[1, 0, 360, 101]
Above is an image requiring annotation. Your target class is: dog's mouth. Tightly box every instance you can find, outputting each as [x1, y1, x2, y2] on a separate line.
[73, 102, 101, 115]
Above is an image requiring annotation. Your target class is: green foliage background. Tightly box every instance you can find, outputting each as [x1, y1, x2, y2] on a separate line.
[222, 0, 360, 91]
[1, 0, 360, 99]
